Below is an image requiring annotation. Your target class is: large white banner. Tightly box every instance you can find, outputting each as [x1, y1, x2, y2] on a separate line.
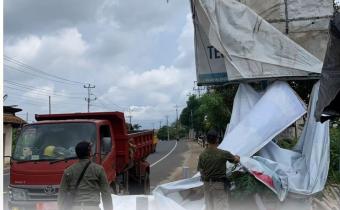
[193, 0, 326, 85]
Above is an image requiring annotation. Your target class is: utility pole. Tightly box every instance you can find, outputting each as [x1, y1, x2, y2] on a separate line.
[189, 109, 194, 140]
[26, 112, 28, 122]
[166, 115, 169, 141]
[84, 84, 96, 112]
[175, 104, 179, 140]
[48, 96, 51, 114]
[127, 107, 133, 131]
[127, 115, 132, 130]
[159, 121, 162, 129]
[191, 109, 193, 129]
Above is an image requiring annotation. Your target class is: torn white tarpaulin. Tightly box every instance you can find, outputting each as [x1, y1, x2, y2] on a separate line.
[259, 81, 330, 195]
[150, 81, 330, 209]
[192, 0, 323, 85]
[218, 81, 306, 157]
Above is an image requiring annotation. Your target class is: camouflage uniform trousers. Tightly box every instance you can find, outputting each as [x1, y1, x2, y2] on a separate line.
[203, 181, 229, 210]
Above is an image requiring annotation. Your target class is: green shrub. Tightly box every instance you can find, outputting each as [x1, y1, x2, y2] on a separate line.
[276, 138, 297, 150]
[328, 124, 340, 183]
[229, 172, 275, 200]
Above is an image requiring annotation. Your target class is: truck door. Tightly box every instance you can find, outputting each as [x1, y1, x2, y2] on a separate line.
[99, 124, 115, 183]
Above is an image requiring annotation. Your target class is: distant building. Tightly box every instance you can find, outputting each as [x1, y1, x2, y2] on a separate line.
[3, 106, 26, 164]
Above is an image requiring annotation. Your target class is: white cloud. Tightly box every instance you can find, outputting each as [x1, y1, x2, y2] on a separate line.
[6, 28, 88, 63]
[119, 66, 180, 89]
[6, 36, 41, 61]
[175, 14, 195, 68]
[4, 0, 194, 128]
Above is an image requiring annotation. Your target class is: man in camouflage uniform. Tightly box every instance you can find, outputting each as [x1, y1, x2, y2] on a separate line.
[58, 141, 113, 210]
[197, 130, 240, 210]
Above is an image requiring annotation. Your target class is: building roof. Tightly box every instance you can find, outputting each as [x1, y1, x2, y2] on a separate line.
[3, 113, 26, 126]
[4, 106, 22, 114]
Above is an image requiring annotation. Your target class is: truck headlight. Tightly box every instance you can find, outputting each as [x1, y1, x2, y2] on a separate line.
[9, 187, 27, 201]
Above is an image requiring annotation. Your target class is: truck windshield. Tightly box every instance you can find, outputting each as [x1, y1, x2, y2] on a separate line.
[13, 122, 96, 161]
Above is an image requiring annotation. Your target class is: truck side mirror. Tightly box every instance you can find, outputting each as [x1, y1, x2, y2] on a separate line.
[102, 137, 112, 154]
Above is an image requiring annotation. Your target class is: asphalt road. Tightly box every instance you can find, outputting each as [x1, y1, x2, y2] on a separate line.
[3, 140, 189, 209]
[3, 169, 10, 210]
[147, 140, 188, 189]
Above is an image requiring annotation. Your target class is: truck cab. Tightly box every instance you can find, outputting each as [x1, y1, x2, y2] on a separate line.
[8, 112, 153, 210]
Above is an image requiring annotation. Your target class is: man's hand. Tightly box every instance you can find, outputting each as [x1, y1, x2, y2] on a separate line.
[234, 155, 240, 163]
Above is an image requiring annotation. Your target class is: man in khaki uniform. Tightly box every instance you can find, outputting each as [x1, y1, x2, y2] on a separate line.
[58, 141, 113, 210]
[197, 130, 240, 210]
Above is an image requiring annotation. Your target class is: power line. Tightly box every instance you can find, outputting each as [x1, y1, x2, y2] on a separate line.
[4, 64, 82, 86]
[93, 94, 125, 111]
[4, 79, 83, 95]
[4, 91, 84, 105]
[4, 80, 84, 99]
[93, 98, 112, 111]
[104, 97, 126, 110]
[4, 55, 85, 85]
[4, 83, 83, 99]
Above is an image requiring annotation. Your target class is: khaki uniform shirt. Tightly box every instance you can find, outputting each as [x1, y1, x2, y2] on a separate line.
[197, 147, 236, 180]
[58, 159, 113, 210]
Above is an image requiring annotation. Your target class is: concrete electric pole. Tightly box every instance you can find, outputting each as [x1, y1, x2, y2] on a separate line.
[84, 84, 96, 112]
[166, 115, 169, 141]
[175, 104, 179, 140]
[49, 96, 51, 114]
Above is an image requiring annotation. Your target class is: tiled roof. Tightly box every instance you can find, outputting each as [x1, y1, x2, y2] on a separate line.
[3, 114, 26, 125]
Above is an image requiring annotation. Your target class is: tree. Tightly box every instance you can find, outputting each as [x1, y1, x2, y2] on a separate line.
[157, 126, 174, 140]
[132, 124, 141, 130]
[180, 94, 205, 135]
[197, 92, 231, 135]
[180, 90, 233, 137]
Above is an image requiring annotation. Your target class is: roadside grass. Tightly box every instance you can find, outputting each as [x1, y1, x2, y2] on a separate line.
[329, 124, 340, 184]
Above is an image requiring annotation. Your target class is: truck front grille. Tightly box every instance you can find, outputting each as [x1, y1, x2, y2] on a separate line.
[12, 185, 60, 201]
[27, 187, 59, 200]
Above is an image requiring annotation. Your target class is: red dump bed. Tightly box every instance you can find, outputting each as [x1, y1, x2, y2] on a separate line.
[35, 112, 154, 174]
[128, 131, 153, 161]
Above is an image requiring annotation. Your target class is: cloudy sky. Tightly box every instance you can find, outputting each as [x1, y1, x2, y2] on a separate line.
[4, 0, 195, 128]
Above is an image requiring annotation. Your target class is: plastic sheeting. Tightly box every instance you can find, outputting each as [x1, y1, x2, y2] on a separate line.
[218, 81, 306, 157]
[148, 81, 328, 209]
[223, 81, 330, 197]
[315, 13, 340, 122]
[193, 0, 323, 85]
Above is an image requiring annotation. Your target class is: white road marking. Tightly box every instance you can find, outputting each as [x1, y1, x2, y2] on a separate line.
[150, 141, 178, 168]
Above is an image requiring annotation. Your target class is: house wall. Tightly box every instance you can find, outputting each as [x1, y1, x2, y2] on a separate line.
[3, 124, 13, 164]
